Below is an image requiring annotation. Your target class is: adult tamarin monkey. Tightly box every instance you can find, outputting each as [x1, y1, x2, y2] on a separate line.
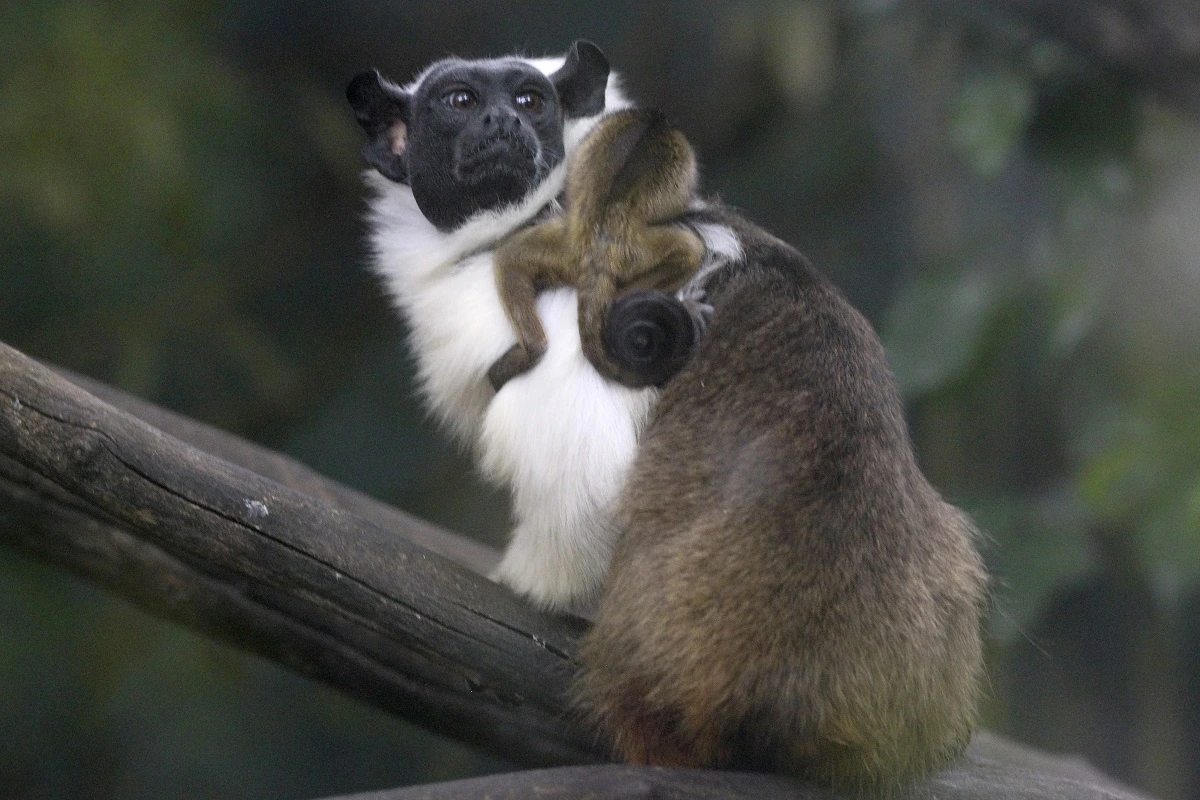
[347, 41, 987, 792]
[347, 42, 655, 613]
[488, 108, 707, 390]
[576, 206, 988, 792]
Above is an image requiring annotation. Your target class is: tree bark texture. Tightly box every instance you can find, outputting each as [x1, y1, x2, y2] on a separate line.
[0, 340, 591, 766]
[315, 733, 1150, 800]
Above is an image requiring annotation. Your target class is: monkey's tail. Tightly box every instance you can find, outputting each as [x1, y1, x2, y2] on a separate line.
[579, 287, 697, 388]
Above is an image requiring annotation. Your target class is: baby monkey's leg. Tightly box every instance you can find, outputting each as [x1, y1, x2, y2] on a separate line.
[619, 226, 706, 294]
[638, 226, 714, 340]
[577, 225, 710, 387]
[489, 221, 576, 391]
[622, 226, 712, 336]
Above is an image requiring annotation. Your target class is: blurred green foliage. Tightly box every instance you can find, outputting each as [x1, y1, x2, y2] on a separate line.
[2, 1, 1199, 799]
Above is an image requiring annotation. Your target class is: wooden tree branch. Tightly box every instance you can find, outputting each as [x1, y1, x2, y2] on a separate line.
[0, 340, 593, 766]
[0, 338, 1157, 799]
[312, 732, 1151, 800]
[321, 763, 1141, 799]
[55, 367, 502, 578]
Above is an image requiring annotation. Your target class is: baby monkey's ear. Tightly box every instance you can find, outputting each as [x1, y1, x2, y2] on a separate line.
[551, 40, 609, 119]
[347, 69, 411, 183]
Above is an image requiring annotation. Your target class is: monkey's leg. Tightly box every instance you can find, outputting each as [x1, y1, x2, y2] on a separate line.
[617, 226, 706, 293]
[489, 223, 573, 391]
[576, 226, 710, 387]
[635, 226, 714, 344]
[578, 225, 705, 342]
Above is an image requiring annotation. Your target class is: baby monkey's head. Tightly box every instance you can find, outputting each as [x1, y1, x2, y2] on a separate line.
[348, 40, 610, 231]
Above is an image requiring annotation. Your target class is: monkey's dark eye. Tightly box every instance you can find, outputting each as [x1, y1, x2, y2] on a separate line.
[445, 89, 477, 111]
[515, 91, 545, 113]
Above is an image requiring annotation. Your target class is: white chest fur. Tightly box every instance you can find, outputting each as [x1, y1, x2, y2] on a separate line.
[365, 161, 656, 611]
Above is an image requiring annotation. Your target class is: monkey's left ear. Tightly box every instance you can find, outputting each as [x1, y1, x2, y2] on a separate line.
[551, 40, 609, 118]
[347, 69, 411, 183]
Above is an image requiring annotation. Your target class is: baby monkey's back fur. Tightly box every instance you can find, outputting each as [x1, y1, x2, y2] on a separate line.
[489, 109, 706, 389]
[575, 208, 988, 792]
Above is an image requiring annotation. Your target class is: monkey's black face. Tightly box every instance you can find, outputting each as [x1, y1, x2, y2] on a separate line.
[406, 63, 566, 230]
[348, 40, 611, 232]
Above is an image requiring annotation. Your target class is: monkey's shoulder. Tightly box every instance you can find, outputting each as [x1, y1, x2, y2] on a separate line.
[668, 204, 901, 424]
[684, 204, 853, 326]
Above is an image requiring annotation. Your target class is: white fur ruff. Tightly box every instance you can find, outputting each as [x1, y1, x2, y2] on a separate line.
[364, 60, 650, 611]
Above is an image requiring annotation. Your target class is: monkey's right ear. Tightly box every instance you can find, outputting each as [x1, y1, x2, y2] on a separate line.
[551, 40, 610, 119]
[347, 69, 411, 183]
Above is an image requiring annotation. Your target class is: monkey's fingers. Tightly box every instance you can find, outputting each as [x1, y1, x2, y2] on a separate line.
[487, 343, 545, 391]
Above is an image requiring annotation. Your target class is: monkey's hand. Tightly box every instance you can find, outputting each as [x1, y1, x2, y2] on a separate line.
[487, 342, 546, 392]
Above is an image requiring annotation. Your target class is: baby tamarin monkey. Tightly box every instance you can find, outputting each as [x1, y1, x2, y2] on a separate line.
[487, 109, 707, 390]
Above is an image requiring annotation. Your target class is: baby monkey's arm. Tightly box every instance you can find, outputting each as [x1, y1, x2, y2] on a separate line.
[489, 109, 707, 392]
[489, 218, 577, 391]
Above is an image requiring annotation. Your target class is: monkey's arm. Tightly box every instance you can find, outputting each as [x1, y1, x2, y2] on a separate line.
[489, 219, 576, 390]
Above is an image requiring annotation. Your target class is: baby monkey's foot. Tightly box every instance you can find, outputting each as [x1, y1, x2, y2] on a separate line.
[487, 343, 545, 391]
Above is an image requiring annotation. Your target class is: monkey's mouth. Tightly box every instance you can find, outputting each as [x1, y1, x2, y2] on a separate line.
[455, 132, 541, 187]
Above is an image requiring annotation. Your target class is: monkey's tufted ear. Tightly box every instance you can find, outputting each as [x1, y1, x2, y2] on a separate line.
[551, 40, 609, 119]
[346, 69, 411, 183]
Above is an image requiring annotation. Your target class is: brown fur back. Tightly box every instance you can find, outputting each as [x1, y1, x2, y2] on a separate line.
[574, 208, 987, 792]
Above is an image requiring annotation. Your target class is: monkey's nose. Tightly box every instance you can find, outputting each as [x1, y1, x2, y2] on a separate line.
[482, 108, 521, 134]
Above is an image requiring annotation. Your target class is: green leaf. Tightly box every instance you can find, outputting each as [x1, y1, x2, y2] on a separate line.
[948, 70, 1035, 177]
[882, 271, 1002, 398]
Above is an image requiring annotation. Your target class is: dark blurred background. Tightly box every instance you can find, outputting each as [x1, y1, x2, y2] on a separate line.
[2, 1, 1199, 798]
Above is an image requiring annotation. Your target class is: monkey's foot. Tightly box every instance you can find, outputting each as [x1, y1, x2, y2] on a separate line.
[490, 545, 602, 615]
[487, 344, 544, 392]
